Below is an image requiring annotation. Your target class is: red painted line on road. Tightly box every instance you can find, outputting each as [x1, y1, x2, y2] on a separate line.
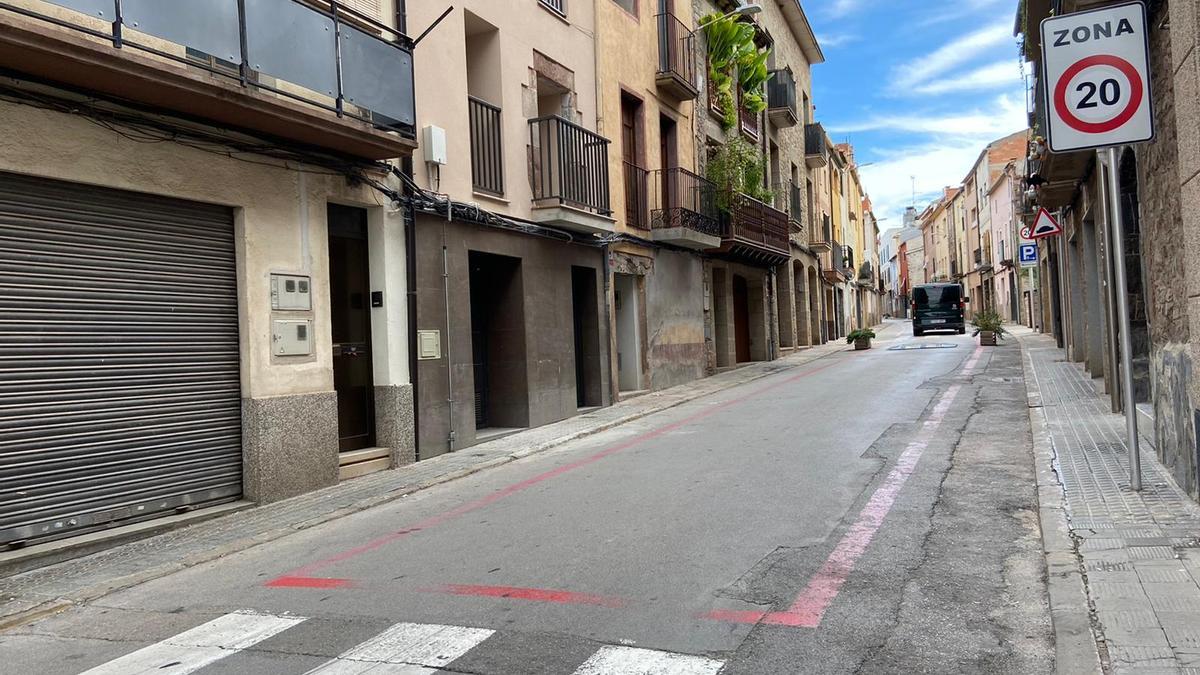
[706, 347, 985, 629]
[268, 359, 843, 586]
[265, 576, 353, 589]
[425, 584, 627, 608]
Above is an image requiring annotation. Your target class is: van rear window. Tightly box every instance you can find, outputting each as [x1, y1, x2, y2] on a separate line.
[914, 285, 961, 308]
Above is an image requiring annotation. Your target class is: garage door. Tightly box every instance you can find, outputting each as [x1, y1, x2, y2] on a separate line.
[0, 172, 242, 547]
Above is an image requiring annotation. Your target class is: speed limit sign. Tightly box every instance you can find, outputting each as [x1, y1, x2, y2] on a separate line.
[1041, 2, 1154, 152]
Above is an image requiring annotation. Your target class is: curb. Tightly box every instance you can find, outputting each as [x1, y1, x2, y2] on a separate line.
[1017, 335, 1104, 675]
[0, 334, 863, 631]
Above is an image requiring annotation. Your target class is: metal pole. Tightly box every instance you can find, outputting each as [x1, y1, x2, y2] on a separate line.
[1104, 146, 1141, 491]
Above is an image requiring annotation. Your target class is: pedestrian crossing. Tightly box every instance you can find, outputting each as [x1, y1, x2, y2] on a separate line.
[75, 610, 727, 674]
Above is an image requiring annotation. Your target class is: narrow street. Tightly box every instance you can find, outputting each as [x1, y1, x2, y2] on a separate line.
[0, 322, 1053, 674]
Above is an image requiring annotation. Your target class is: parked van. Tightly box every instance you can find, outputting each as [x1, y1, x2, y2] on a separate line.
[912, 283, 967, 336]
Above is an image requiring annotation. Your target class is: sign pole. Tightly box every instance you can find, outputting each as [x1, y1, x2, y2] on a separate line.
[1104, 146, 1142, 491]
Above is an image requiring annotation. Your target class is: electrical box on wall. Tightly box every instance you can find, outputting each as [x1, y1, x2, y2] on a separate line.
[417, 330, 441, 360]
[422, 125, 447, 165]
[272, 319, 313, 356]
[271, 274, 312, 311]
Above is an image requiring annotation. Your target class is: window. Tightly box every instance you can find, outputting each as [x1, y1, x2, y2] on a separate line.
[539, 0, 567, 16]
[613, 0, 636, 16]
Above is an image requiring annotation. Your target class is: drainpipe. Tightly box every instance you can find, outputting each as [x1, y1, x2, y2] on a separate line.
[602, 242, 616, 404]
[401, 158, 420, 461]
[442, 203, 456, 451]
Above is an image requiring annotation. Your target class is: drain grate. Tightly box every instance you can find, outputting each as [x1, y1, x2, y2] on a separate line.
[887, 343, 959, 351]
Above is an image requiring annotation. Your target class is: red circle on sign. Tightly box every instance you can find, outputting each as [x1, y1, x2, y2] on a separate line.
[1053, 54, 1144, 134]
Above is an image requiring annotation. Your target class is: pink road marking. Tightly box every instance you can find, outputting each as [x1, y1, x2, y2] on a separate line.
[424, 584, 627, 608]
[268, 359, 842, 586]
[706, 347, 984, 628]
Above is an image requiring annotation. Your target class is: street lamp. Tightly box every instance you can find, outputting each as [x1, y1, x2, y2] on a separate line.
[717, 2, 762, 20]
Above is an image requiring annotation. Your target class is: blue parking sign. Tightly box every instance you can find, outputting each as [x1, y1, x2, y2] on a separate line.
[1019, 243, 1038, 267]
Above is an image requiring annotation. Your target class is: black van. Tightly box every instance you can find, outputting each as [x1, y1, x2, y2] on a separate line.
[912, 283, 967, 336]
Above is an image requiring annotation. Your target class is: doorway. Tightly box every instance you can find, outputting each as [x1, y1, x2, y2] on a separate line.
[733, 274, 751, 363]
[328, 204, 376, 453]
[615, 273, 645, 392]
[469, 251, 529, 433]
[572, 266, 602, 408]
[713, 268, 731, 368]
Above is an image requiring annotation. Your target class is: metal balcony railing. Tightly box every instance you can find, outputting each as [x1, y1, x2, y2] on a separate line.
[528, 115, 612, 216]
[15, 0, 416, 135]
[539, 0, 566, 16]
[811, 213, 833, 246]
[738, 90, 760, 140]
[722, 192, 789, 255]
[623, 161, 650, 230]
[804, 123, 828, 167]
[656, 12, 697, 97]
[766, 69, 797, 126]
[790, 181, 803, 227]
[650, 167, 719, 237]
[469, 96, 503, 196]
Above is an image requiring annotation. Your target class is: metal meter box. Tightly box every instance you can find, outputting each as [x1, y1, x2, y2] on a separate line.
[270, 274, 312, 311]
[272, 319, 313, 356]
[417, 330, 441, 360]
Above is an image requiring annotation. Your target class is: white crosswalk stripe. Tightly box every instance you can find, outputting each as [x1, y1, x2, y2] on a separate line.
[79, 610, 306, 675]
[305, 621, 496, 674]
[571, 645, 725, 675]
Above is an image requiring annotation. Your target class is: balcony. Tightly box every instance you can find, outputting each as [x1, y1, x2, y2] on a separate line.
[738, 91, 760, 140]
[623, 161, 650, 230]
[649, 167, 720, 250]
[771, 180, 803, 233]
[655, 12, 698, 101]
[766, 69, 798, 128]
[711, 192, 790, 266]
[528, 115, 614, 234]
[0, 0, 417, 160]
[469, 97, 503, 196]
[804, 123, 828, 168]
[810, 213, 833, 251]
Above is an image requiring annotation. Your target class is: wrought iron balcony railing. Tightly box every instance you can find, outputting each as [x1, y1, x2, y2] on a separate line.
[12, 0, 416, 137]
[468, 96, 503, 196]
[649, 167, 719, 237]
[529, 115, 612, 216]
[623, 161, 650, 230]
[655, 12, 698, 100]
[721, 192, 789, 256]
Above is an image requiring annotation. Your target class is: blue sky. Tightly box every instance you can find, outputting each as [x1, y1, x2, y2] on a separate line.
[805, 0, 1029, 227]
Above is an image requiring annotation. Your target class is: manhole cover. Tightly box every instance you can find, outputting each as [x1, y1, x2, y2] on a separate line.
[887, 343, 959, 351]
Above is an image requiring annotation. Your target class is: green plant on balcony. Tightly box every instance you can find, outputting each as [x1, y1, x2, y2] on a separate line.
[705, 136, 773, 211]
[700, 12, 771, 132]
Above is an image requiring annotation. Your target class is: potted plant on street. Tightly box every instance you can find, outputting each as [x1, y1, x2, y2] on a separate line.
[847, 328, 876, 351]
[971, 309, 1006, 346]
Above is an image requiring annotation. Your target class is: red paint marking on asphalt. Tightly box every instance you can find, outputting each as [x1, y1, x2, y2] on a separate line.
[707, 346, 985, 629]
[265, 576, 353, 589]
[268, 359, 843, 585]
[425, 584, 627, 608]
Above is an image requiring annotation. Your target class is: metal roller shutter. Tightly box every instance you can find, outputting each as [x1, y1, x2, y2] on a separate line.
[0, 171, 241, 547]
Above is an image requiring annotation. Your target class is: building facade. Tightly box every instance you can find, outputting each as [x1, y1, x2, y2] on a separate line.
[1018, 0, 1198, 501]
[0, 0, 418, 547]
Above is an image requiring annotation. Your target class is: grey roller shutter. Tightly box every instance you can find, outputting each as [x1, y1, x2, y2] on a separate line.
[0, 171, 241, 547]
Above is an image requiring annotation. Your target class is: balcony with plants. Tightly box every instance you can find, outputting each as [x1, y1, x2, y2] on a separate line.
[0, 0, 417, 160]
[705, 137, 789, 265]
[700, 11, 769, 142]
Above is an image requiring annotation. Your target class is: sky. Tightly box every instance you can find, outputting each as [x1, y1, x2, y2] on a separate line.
[805, 0, 1029, 229]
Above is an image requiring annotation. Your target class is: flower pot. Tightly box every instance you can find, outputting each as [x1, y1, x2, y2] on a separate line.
[979, 331, 997, 346]
[854, 338, 871, 351]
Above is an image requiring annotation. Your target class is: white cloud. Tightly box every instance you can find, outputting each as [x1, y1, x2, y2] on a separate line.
[890, 21, 1014, 92]
[825, 0, 865, 19]
[910, 61, 1023, 95]
[844, 95, 1028, 225]
[815, 33, 859, 48]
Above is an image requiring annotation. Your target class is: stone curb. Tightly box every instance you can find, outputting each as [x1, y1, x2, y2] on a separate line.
[0, 335, 862, 631]
[1017, 334, 1105, 675]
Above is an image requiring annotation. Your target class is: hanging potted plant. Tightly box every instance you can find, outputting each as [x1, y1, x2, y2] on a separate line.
[971, 309, 1007, 346]
[700, 12, 771, 132]
[847, 328, 876, 351]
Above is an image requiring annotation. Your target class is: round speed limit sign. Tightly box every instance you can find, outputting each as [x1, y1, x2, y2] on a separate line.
[1041, 2, 1154, 152]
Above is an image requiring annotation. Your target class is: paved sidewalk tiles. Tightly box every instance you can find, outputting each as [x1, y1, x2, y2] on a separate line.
[1021, 330, 1200, 674]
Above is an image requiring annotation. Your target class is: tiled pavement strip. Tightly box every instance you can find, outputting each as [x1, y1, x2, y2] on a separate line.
[1020, 330, 1200, 675]
[0, 326, 876, 630]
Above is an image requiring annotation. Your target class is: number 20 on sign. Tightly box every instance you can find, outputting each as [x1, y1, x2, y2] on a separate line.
[1040, 1, 1154, 152]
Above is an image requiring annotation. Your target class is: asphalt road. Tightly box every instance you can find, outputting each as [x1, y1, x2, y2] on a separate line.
[0, 320, 1054, 674]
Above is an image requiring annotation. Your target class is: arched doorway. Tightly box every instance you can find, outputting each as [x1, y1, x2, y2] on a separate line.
[1118, 149, 1151, 404]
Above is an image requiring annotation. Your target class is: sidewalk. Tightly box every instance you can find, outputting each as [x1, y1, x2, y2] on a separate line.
[1020, 330, 1200, 674]
[0, 326, 880, 630]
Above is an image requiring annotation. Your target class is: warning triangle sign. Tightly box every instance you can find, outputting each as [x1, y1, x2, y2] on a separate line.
[1029, 208, 1062, 239]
